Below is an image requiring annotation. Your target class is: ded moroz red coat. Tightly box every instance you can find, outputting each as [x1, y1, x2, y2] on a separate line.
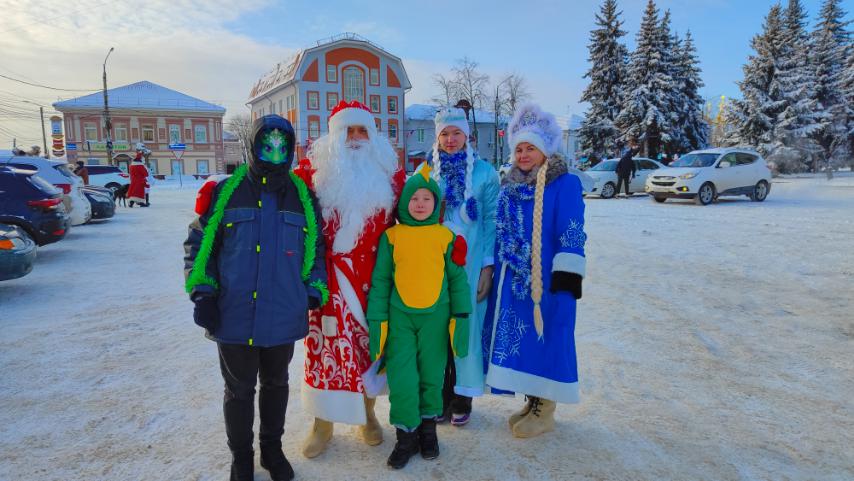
[294, 159, 405, 424]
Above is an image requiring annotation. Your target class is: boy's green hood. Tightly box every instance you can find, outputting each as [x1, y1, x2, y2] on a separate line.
[398, 164, 442, 226]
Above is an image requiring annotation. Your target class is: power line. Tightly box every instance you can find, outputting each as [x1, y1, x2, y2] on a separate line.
[0, 73, 100, 92]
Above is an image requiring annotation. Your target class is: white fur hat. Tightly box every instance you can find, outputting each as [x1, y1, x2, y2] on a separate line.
[328, 100, 377, 138]
[433, 107, 471, 139]
[507, 103, 562, 157]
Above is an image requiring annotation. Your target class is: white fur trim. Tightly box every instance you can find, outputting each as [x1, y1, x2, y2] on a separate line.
[301, 382, 368, 425]
[334, 262, 368, 330]
[552, 252, 586, 278]
[486, 363, 579, 404]
[328, 107, 377, 138]
[510, 131, 549, 159]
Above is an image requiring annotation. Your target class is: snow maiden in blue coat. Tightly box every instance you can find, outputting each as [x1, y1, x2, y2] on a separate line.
[184, 115, 327, 481]
[483, 103, 587, 439]
[429, 106, 500, 426]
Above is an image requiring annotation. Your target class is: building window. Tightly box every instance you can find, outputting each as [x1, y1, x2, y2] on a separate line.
[342, 66, 364, 104]
[369, 68, 379, 86]
[114, 125, 128, 142]
[260, 107, 265, 117]
[197, 159, 210, 175]
[374, 118, 381, 131]
[417, 129, 424, 143]
[388, 121, 398, 140]
[194, 125, 208, 144]
[279, 99, 283, 114]
[307, 91, 319, 110]
[369, 95, 381, 113]
[388, 96, 398, 114]
[147, 160, 158, 175]
[169, 124, 181, 144]
[326, 64, 337, 82]
[309, 119, 320, 139]
[327, 92, 339, 110]
[142, 125, 155, 142]
[84, 123, 98, 141]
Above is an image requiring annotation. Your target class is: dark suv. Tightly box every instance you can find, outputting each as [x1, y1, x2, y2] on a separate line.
[0, 166, 70, 246]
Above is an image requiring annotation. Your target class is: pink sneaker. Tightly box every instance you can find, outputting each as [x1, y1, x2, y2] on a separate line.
[450, 413, 470, 426]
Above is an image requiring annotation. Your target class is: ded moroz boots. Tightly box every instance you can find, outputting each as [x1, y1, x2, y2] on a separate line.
[360, 395, 384, 446]
[301, 417, 333, 458]
[511, 397, 556, 439]
[387, 428, 420, 469]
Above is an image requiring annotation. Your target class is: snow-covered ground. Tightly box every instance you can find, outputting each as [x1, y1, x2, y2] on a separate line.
[1, 176, 852, 481]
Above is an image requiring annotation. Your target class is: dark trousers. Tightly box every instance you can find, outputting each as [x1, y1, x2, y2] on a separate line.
[617, 175, 632, 195]
[441, 339, 472, 416]
[218, 342, 294, 454]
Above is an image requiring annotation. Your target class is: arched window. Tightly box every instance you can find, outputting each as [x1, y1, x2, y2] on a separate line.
[342, 66, 364, 104]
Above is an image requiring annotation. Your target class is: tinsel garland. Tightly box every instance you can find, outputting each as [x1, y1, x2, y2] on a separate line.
[439, 150, 477, 220]
[496, 182, 535, 299]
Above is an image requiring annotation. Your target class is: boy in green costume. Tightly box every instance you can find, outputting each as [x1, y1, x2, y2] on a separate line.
[366, 163, 471, 469]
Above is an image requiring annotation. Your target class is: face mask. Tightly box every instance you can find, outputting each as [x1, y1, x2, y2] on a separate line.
[256, 129, 288, 164]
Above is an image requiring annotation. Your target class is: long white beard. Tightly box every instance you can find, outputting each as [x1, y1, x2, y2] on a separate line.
[309, 134, 398, 253]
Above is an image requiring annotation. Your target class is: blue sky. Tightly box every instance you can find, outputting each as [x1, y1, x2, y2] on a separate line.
[0, 0, 839, 146]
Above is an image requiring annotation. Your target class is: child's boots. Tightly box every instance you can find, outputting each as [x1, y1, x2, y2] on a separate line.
[387, 428, 420, 469]
[418, 418, 439, 460]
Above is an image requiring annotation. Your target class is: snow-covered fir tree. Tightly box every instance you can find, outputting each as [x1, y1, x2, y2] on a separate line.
[615, 0, 673, 158]
[730, 4, 787, 155]
[806, 0, 850, 172]
[770, 0, 821, 172]
[670, 30, 709, 153]
[579, 0, 629, 159]
[843, 44, 854, 165]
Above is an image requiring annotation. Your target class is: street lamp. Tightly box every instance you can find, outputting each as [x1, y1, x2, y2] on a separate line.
[103, 47, 114, 165]
[22, 100, 49, 159]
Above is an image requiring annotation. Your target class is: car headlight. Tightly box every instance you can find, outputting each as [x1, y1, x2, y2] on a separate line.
[679, 172, 698, 179]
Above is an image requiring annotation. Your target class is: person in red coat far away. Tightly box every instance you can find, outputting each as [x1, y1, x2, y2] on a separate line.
[128, 148, 150, 207]
[293, 100, 406, 459]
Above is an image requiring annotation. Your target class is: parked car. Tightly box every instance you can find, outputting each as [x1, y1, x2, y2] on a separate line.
[0, 223, 37, 281]
[52, 161, 93, 225]
[0, 152, 91, 225]
[0, 166, 70, 246]
[85, 164, 130, 192]
[585, 157, 666, 198]
[82, 187, 115, 220]
[82, 184, 115, 200]
[645, 147, 772, 205]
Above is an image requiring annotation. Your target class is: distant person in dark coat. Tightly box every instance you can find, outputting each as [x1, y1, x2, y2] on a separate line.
[616, 142, 638, 198]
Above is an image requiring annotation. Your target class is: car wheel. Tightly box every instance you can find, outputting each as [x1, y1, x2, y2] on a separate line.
[106, 182, 121, 192]
[695, 182, 715, 205]
[750, 180, 769, 202]
[653, 194, 667, 203]
[600, 182, 616, 199]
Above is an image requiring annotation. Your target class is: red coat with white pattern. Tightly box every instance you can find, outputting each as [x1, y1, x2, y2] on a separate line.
[294, 160, 405, 424]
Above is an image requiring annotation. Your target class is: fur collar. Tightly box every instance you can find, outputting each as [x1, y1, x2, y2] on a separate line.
[503, 154, 569, 187]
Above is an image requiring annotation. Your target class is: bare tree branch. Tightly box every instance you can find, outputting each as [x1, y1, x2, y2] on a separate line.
[431, 73, 458, 106]
[225, 113, 253, 163]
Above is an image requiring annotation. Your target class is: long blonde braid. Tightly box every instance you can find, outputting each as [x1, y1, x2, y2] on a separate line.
[531, 160, 548, 339]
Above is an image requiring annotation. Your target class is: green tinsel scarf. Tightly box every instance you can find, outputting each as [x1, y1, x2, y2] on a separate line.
[185, 164, 329, 306]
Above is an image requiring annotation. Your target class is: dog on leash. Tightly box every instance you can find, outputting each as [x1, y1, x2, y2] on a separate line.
[114, 184, 129, 207]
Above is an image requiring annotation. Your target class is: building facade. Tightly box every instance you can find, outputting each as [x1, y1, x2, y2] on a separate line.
[54, 81, 226, 175]
[247, 33, 411, 161]
[222, 130, 245, 174]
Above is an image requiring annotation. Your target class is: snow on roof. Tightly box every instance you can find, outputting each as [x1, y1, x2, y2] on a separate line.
[53, 81, 225, 114]
[222, 131, 238, 141]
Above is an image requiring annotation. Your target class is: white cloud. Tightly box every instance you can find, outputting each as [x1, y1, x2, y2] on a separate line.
[0, 0, 295, 146]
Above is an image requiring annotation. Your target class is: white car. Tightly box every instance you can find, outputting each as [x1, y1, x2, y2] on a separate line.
[585, 157, 666, 198]
[645, 148, 772, 205]
[0, 152, 92, 225]
[85, 164, 130, 192]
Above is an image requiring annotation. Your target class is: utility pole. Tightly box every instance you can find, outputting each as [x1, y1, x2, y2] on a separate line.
[103, 47, 114, 165]
[39, 106, 49, 159]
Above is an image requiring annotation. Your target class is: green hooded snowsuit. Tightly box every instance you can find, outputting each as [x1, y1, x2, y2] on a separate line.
[366, 165, 472, 430]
